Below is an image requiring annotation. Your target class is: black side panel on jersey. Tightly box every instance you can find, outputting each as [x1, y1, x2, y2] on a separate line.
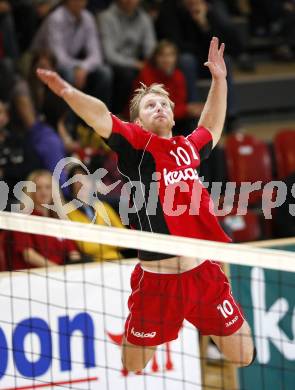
[107, 132, 140, 174]
[198, 139, 213, 161]
[107, 133, 173, 260]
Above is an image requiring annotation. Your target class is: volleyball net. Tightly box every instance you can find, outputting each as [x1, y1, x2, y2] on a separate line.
[0, 210, 295, 390]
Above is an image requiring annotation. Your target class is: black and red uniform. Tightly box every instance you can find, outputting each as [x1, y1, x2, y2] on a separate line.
[108, 115, 244, 345]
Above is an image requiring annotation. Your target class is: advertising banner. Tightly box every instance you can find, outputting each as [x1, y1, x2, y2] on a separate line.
[0, 262, 201, 389]
[231, 244, 295, 390]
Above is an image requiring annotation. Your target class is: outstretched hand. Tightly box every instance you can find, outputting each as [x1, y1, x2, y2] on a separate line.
[204, 37, 227, 80]
[36, 69, 74, 99]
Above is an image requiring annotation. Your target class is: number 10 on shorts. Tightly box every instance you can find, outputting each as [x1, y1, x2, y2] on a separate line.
[217, 300, 234, 318]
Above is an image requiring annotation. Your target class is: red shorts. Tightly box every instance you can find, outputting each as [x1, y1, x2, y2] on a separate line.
[125, 260, 244, 346]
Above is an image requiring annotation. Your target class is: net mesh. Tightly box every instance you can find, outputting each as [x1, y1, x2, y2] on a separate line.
[0, 211, 295, 390]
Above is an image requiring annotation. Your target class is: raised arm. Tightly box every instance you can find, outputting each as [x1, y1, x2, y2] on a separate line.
[198, 37, 227, 147]
[36, 69, 112, 138]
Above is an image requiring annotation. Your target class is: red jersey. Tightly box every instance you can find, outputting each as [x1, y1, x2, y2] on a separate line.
[8, 210, 78, 270]
[108, 115, 230, 260]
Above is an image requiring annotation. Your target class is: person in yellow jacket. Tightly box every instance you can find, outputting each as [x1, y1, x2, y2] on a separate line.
[67, 165, 125, 261]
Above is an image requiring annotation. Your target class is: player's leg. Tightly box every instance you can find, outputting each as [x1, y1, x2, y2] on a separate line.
[211, 320, 255, 367]
[184, 260, 255, 367]
[121, 336, 157, 372]
[123, 264, 183, 372]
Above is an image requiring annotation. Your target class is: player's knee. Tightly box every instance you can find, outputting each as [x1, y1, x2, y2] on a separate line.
[235, 346, 256, 367]
[121, 348, 148, 372]
[122, 357, 147, 373]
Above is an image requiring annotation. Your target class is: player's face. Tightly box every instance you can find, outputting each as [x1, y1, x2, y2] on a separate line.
[34, 174, 53, 207]
[136, 93, 175, 137]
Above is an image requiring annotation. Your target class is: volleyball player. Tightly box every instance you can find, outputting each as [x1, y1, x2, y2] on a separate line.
[37, 37, 255, 371]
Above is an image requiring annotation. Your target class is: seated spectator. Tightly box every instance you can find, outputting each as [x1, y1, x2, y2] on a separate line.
[66, 166, 125, 262]
[87, 0, 112, 13]
[133, 40, 203, 135]
[88, 148, 124, 212]
[51, 110, 124, 210]
[0, 46, 70, 195]
[0, 229, 5, 271]
[27, 48, 81, 155]
[6, 75, 70, 196]
[206, 0, 254, 71]
[32, 0, 112, 105]
[0, 1, 18, 60]
[98, 0, 157, 114]
[0, 5, 69, 192]
[12, 0, 58, 54]
[0, 0, 19, 103]
[156, 0, 241, 131]
[7, 170, 81, 270]
[249, 0, 295, 61]
[28, 48, 68, 130]
[0, 100, 42, 201]
[274, 172, 295, 237]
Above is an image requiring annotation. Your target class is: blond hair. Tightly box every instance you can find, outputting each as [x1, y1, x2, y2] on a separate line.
[129, 83, 175, 122]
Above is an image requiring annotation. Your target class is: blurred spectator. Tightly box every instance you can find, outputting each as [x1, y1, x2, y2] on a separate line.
[0, 229, 5, 271]
[57, 112, 107, 158]
[12, 0, 58, 53]
[6, 170, 81, 270]
[156, 0, 253, 72]
[0, 100, 42, 199]
[98, 0, 157, 114]
[32, 0, 112, 105]
[134, 40, 203, 135]
[249, 0, 295, 61]
[142, 0, 163, 21]
[88, 147, 124, 211]
[274, 172, 295, 237]
[66, 165, 125, 261]
[209, 0, 246, 16]
[27, 48, 86, 157]
[207, 0, 254, 71]
[5, 74, 70, 196]
[87, 0, 112, 12]
[0, 28, 69, 196]
[156, 0, 240, 131]
[0, 0, 19, 103]
[0, 1, 19, 59]
[28, 48, 69, 129]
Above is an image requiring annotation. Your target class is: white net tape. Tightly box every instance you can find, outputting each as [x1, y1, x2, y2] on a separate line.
[0, 211, 294, 272]
[1, 211, 295, 390]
